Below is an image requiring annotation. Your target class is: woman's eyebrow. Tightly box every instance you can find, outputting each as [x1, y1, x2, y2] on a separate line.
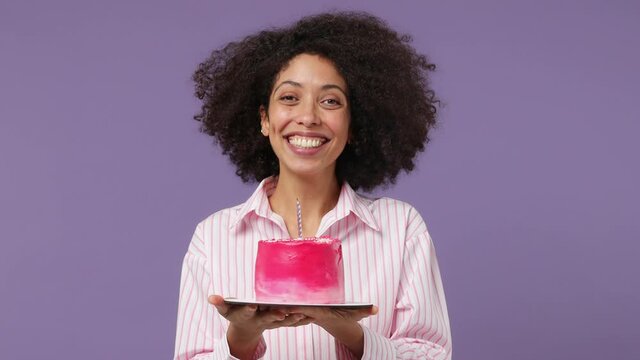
[273, 80, 302, 93]
[273, 81, 347, 96]
[321, 84, 347, 96]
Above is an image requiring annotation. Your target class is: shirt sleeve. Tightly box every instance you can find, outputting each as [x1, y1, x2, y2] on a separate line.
[173, 224, 267, 360]
[361, 230, 452, 360]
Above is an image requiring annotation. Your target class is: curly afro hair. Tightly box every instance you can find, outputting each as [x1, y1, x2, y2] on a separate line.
[192, 11, 438, 192]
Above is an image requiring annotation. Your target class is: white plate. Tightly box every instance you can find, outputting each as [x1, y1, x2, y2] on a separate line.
[224, 297, 373, 309]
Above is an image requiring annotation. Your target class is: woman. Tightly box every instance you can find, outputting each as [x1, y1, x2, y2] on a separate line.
[174, 12, 451, 360]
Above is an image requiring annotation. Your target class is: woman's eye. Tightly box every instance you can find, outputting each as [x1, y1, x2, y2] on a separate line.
[322, 98, 341, 106]
[280, 95, 298, 102]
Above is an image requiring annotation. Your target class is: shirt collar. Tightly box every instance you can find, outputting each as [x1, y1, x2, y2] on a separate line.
[229, 176, 277, 230]
[333, 180, 380, 232]
[229, 176, 380, 232]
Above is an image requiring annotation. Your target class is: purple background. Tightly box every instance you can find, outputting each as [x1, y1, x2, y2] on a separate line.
[1, 1, 639, 359]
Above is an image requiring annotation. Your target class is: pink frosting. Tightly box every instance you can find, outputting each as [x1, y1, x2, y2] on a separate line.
[255, 237, 345, 303]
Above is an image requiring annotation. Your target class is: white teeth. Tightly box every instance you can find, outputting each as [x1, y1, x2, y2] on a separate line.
[288, 136, 325, 149]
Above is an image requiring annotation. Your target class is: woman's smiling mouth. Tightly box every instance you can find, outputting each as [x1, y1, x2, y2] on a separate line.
[287, 135, 328, 149]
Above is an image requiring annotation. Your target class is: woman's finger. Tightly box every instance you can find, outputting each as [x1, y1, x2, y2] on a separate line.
[208, 295, 258, 321]
[285, 306, 319, 318]
[208, 295, 230, 316]
[264, 313, 308, 329]
[349, 305, 378, 321]
[235, 304, 258, 320]
[287, 305, 378, 323]
[256, 309, 288, 326]
[288, 315, 313, 327]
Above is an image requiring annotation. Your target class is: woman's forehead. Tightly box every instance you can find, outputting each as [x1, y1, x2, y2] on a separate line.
[272, 54, 347, 91]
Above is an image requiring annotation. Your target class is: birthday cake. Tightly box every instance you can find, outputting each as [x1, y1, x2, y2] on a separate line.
[254, 237, 345, 304]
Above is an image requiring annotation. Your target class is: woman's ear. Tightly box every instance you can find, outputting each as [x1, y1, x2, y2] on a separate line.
[259, 105, 269, 136]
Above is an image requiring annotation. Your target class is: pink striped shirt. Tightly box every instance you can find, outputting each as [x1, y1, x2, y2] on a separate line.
[174, 177, 451, 359]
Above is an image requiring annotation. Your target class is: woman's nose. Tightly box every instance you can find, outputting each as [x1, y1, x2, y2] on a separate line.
[295, 102, 321, 127]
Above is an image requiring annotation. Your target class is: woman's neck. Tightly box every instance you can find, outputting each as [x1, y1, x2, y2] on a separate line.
[269, 169, 341, 238]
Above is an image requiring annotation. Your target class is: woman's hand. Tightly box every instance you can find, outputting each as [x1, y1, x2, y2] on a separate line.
[208, 295, 313, 359]
[287, 305, 378, 328]
[286, 305, 379, 358]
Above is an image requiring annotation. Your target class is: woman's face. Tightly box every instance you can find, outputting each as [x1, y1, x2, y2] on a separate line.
[260, 53, 350, 179]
